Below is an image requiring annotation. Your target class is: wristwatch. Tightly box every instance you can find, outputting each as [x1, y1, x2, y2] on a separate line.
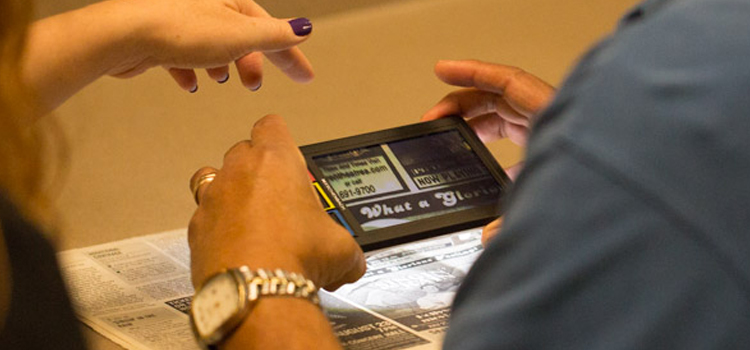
[189, 266, 320, 349]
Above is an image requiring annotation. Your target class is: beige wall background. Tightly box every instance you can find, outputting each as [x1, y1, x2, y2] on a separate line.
[39, 0, 640, 346]
[35, 0, 404, 19]
[49, 0, 642, 248]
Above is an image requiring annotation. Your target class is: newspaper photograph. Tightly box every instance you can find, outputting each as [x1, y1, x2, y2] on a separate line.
[332, 230, 483, 343]
[57, 228, 484, 350]
[322, 292, 431, 350]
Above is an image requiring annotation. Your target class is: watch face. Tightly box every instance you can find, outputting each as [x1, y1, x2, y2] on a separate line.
[191, 271, 245, 340]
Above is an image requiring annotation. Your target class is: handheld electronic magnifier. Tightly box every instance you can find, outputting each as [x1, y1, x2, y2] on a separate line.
[301, 116, 512, 251]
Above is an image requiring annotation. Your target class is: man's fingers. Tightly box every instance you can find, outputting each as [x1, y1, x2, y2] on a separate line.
[323, 241, 367, 292]
[434, 60, 521, 91]
[504, 162, 525, 182]
[341, 248, 367, 285]
[502, 122, 529, 146]
[464, 113, 528, 145]
[434, 60, 555, 117]
[250, 114, 297, 149]
[422, 89, 530, 126]
[421, 99, 456, 121]
[481, 217, 503, 246]
[218, 116, 304, 183]
[190, 166, 220, 206]
[219, 115, 294, 163]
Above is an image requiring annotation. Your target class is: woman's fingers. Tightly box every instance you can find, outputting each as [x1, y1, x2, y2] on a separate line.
[232, 0, 314, 82]
[263, 47, 314, 83]
[168, 68, 198, 93]
[236, 52, 264, 91]
[206, 66, 230, 84]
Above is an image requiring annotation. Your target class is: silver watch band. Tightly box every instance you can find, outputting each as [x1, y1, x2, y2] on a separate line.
[237, 267, 320, 306]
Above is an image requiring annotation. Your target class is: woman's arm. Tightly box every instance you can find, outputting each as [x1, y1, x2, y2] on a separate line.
[22, 0, 314, 112]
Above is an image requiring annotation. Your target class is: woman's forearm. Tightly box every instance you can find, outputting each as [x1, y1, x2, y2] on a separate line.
[22, 1, 150, 111]
[22, 0, 314, 112]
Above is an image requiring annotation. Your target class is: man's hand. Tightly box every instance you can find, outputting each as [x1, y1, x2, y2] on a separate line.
[187, 115, 361, 350]
[188, 115, 365, 291]
[422, 59, 555, 146]
[422, 60, 556, 245]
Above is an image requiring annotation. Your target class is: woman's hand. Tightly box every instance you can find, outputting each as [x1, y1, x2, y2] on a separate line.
[422, 60, 556, 245]
[24, 0, 314, 111]
[188, 115, 366, 291]
[112, 0, 314, 91]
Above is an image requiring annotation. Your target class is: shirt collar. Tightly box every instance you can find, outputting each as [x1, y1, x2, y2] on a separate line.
[619, 0, 673, 25]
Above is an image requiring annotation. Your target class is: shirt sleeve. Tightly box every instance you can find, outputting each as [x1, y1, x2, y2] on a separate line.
[442, 140, 750, 350]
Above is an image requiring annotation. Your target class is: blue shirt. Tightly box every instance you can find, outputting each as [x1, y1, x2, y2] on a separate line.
[445, 0, 750, 348]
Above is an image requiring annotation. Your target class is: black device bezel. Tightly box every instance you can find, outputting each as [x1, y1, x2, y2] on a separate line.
[301, 116, 511, 251]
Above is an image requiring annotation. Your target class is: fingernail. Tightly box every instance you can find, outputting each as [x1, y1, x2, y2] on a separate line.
[218, 74, 229, 84]
[189, 85, 198, 93]
[289, 18, 312, 36]
[250, 82, 262, 92]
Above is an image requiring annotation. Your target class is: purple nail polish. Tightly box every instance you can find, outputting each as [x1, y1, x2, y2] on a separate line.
[289, 18, 312, 36]
[218, 74, 229, 84]
[189, 85, 198, 93]
[250, 82, 262, 92]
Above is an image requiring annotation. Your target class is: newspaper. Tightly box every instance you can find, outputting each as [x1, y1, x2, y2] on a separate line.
[57, 228, 484, 350]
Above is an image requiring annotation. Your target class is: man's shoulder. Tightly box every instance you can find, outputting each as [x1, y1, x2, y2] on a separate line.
[522, 0, 750, 300]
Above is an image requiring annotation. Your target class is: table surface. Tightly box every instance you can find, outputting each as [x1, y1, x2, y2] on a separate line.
[47, 0, 640, 348]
